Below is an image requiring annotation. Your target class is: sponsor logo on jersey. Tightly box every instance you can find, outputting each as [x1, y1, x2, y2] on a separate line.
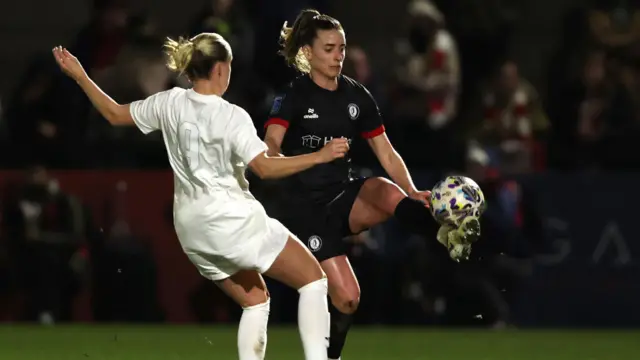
[301, 135, 322, 148]
[303, 108, 319, 119]
[301, 135, 353, 149]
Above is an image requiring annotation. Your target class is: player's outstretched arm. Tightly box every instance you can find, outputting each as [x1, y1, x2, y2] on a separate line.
[366, 133, 431, 205]
[249, 138, 349, 180]
[52, 46, 133, 126]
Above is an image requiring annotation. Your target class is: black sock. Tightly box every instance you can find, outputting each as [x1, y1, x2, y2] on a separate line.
[327, 304, 354, 359]
[393, 197, 439, 236]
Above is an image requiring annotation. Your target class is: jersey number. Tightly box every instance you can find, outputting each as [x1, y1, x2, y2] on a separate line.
[178, 122, 201, 169]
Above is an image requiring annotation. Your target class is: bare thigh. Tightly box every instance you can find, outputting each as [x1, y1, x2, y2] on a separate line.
[215, 270, 270, 308]
[264, 235, 325, 290]
[348, 177, 406, 233]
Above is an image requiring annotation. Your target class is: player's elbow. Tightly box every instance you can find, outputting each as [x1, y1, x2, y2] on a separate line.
[252, 166, 271, 180]
[249, 154, 274, 180]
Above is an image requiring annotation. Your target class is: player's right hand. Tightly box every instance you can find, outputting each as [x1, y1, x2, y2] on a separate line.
[52, 46, 87, 82]
[317, 138, 350, 163]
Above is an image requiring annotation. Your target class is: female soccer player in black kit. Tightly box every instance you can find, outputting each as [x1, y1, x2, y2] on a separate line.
[264, 9, 480, 360]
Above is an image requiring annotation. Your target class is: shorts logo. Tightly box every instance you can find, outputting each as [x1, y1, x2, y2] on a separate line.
[347, 103, 360, 120]
[308, 235, 322, 252]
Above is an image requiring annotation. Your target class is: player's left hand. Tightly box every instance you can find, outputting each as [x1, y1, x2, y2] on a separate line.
[408, 190, 431, 208]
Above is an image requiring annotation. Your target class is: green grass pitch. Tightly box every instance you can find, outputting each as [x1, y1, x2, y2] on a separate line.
[0, 325, 638, 359]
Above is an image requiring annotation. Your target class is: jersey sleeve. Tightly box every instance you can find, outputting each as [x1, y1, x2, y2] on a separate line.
[129, 90, 172, 134]
[357, 85, 386, 139]
[264, 85, 295, 130]
[229, 106, 269, 164]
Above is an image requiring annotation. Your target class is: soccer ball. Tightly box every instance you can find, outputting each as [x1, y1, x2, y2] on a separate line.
[429, 175, 486, 227]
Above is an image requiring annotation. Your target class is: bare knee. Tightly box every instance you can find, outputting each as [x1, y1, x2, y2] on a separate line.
[295, 259, 326, 290]
[242, 290, 270, 308]
[330, 287, 361, 314]
[322, 256, 361, 314]
[215, 274, 270, 309]
[309, 267, 327, 285]
[364, 177, 406, 214]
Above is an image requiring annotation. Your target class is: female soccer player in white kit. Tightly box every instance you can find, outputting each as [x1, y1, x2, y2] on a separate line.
[52, 33, 347, 360]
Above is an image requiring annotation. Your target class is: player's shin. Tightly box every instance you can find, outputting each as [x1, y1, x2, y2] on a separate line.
[327, 304, 354, 360]
[297, 277, 330, 360]
[238, 299, 270, 360]
[393, 197, 439, 236]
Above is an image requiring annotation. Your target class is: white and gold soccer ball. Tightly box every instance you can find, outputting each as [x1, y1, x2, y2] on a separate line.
[429, 175, 486, 227]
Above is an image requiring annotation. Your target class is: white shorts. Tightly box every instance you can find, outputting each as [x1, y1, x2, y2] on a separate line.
[174, 193, 289, 281]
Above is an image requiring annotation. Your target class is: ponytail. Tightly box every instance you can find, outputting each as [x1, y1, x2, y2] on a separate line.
[278, 9, 342, 73]
[164, 37, 195, 74]
[164, 33, 232, 80]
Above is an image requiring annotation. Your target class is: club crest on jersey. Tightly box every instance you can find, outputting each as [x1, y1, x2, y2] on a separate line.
[347, 103, 360, 120]
[270, 95, 284, 115]
[308, 235, 322, 252]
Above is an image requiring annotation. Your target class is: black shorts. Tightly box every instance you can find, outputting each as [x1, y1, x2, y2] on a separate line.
[274, 178, 368, 262]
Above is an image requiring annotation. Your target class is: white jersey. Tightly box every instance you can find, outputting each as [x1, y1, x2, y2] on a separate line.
[130, 87, 267, 197]
[129, 88, 288, 275]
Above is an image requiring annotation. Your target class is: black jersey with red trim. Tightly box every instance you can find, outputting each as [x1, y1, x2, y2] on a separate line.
[265, 74, 385, 201]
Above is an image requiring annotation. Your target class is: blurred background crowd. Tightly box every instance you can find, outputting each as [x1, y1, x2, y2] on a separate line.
[0, 0, 639, 329]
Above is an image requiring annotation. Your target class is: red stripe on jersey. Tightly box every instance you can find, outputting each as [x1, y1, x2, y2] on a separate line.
[265, 118, 289, 129]
[361, 125, 385, 139]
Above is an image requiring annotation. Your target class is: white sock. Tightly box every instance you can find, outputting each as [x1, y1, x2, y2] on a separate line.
[237, 299, 270, 360]
[297, 277, 330, 360]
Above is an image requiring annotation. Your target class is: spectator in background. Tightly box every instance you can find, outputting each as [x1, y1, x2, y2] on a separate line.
[619, 59, 640, 126]
[595, 54, 639, 169]
[191, 0, 254, 59]
[95, 14, 174, 108]
[190, 0, 255, 109]
[576, 51, 614, 167]
[547, 7, 592, 107]
[472, 60, 549, 175]
[392, 0, 461, 167]
[548, 1, 639, 125]
[549, 50, 606, 169]
[77, 12, 191, 168]
[91, 181, 163, 322]
[550, 50, 637, 169]
[2, 166, 88, 324]
[89, 14, 171, 167]
[46, 0, 132, 167]
[71, 0, 130, 78]
[343, 46, 387, 111]
[588, 0, 640, 57]
[5, 57, 64, 167]
[395, 0, 460, 130]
